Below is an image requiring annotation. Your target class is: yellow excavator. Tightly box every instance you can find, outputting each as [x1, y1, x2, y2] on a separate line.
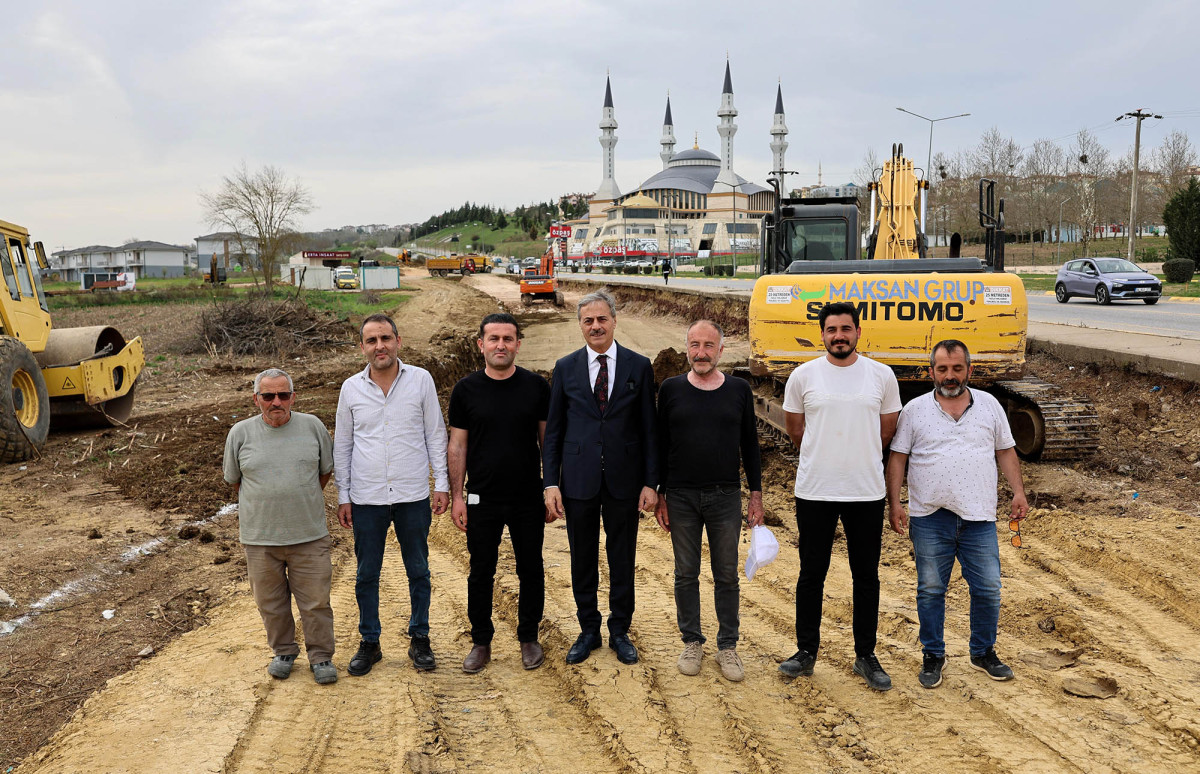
[1, 219, 144, 463]
[748, 145, 1097, 460]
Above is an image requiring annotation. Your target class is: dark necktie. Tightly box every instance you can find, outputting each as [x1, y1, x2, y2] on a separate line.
[594, 354, 608, 414]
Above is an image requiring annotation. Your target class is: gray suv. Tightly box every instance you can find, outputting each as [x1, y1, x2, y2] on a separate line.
[1055, 257, 1162, 305]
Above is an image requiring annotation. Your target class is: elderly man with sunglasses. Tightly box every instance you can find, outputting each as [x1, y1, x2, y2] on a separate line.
[223, 368, 337, 684]
[885, 340, 1028, 689]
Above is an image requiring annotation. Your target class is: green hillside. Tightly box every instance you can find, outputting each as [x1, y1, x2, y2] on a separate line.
[409, 222, 549, 260]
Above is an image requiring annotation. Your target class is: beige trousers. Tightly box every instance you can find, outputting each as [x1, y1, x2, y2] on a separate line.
[244, 535, 335, 663]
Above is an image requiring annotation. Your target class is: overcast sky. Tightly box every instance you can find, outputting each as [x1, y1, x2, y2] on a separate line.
[3, 0, 1197, 248]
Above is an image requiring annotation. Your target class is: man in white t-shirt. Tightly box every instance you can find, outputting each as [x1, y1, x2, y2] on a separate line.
[778, 302, 901, 691]
[886, 339, 1027, 689]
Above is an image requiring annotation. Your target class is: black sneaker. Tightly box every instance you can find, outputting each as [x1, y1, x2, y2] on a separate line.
[348, 640, 382, 676]
[852, 654, 893, 691]
[409, 635, 436, 672]
[969, 649, 1014, 681]
[778, 649, 816, 678]
[918, 654, 945, 689]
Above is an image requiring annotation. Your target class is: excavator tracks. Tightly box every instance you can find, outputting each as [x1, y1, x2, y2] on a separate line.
[989, 376, 1100, 462]
[737, 370, 1099, 464]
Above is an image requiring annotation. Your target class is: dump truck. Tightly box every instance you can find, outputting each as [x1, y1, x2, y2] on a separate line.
[426, 254, 477, 277]
[1, 219, 145, 463]
[747, 145, 1098, 461]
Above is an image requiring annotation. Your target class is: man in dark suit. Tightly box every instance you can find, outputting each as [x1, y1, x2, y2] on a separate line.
[544, 290, 658, 665]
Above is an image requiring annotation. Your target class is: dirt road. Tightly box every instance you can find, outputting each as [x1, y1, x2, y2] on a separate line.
[6, 274, 1200, 772]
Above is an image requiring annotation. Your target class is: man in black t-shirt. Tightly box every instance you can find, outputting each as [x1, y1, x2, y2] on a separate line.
[448, 313, 552, 673]
[655, 320, 764, 682]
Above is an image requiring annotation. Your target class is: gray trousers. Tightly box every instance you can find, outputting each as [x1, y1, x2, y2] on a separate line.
[666, 486, 743, 650]
[244, 535, 335, 663]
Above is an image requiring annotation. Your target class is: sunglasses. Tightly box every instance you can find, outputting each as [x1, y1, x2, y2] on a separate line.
[257, 391, 293, 402]
[1009, 519, 1024, 548]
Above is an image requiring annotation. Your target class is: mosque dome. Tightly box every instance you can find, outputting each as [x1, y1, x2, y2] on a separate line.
[668, 148, 720, 164]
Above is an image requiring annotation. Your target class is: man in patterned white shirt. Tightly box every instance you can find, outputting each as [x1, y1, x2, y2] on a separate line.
[886, 339, 1028, 689]
[335, 313, 449, 675]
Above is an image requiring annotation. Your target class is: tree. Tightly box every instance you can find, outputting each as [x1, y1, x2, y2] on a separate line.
[1067, 129, 1111, 256]
[496, 212, 508, 229]
[1152, 130, 1198, 197]
[1163, 178, 1200, 264]
[200, 164, 314, 290]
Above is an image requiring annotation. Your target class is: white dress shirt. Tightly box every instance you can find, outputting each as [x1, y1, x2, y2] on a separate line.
[585, 341, 618, 400]
[890, 388, 1015, 521]
[334, 360, 449, 505]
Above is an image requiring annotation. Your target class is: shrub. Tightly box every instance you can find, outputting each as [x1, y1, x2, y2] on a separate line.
[702, 266, 713, 276]
[1141, 247, 1158, 262]
[602, 266, 613, 274]
[1163, 179, 1200, 264]
[1162, 258, 1196, 283]
[622, 264, 638, 274]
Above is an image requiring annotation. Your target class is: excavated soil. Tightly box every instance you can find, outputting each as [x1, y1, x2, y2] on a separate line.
[2, 273, 1199, 773]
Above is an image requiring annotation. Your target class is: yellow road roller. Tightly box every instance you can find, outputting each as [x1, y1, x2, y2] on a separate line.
[0, 219, 144, 463]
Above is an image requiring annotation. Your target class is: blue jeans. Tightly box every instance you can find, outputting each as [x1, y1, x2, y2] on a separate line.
[667, 486, 743, 650]
[909, 508, 1002, 658]
[352, 499, 431, 641]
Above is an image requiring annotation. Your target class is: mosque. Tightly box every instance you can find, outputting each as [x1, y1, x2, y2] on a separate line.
[565, 63, 790, 262]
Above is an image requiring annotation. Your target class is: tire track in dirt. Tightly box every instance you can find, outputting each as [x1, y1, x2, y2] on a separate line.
[217, 550, 429, 773]
[418, 529, 625, 773]
[630, 509, 1118, 773]
[427, 516, 693, 774]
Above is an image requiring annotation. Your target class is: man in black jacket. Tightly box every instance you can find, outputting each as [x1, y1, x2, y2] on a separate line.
[544, 290, 658, 665]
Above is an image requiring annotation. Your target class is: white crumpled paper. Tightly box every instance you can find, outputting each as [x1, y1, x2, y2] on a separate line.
[744, 525, 779, 580]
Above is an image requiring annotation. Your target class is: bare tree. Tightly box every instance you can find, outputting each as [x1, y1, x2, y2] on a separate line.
[1067, 129, 1110, 256]
[1151, 130, 1198, 196]
[972, 127, 1023, 180]
[200, 164, 314, 290]
[1018, 139, 1067, 256]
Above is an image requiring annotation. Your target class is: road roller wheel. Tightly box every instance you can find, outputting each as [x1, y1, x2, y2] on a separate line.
[1, 336, 51, 463]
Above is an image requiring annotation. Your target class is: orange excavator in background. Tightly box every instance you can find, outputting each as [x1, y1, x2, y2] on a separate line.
[519, 245, 564, 307]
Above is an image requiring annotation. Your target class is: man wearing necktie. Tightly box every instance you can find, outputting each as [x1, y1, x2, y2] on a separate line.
[544, 290, 659, 665]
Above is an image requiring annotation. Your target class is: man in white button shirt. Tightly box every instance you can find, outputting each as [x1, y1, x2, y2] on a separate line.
[886, 339, 1028, 689]
[335, 313, 450, 675]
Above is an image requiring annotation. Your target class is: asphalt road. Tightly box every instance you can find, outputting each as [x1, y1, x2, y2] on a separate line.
[561, 271, 1200, 341]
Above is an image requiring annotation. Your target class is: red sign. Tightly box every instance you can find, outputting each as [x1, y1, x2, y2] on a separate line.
[303, 251, 352, 259]
[548, 226, 572, 238]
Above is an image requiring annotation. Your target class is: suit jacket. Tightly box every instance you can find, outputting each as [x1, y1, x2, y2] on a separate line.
[542, 342, 659, 500]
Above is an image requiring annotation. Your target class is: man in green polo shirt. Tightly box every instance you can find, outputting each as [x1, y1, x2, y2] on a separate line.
[223, 368, 337, 684]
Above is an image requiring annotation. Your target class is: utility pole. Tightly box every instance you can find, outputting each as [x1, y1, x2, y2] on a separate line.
[1117, 109, 1161, 262]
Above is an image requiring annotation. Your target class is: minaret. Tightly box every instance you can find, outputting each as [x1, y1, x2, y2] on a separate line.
[769, 83, 789, 187]
[714, 61, 739, 190]
[660, 95, 676, 170]
[595, 76, 621, 202]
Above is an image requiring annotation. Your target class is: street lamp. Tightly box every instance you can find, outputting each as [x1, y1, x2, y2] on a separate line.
[896, 107, 971, 181]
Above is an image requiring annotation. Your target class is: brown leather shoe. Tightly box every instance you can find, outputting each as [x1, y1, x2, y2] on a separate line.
[462, 644, 490, 673]
[521, 641, 545, 670]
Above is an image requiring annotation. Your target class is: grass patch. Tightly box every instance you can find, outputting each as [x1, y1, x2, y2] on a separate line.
[301, 290, 412, 317]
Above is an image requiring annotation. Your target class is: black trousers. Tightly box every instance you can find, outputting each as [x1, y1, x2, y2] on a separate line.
[794, 497, 884, 658]
[466, 500, 545, 645]
[564, 485, 639, 636]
